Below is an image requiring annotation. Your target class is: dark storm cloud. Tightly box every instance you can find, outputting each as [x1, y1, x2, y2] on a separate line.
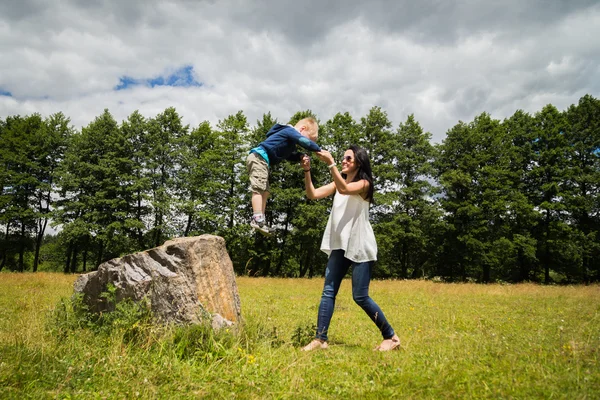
[226, 0, 600, 46]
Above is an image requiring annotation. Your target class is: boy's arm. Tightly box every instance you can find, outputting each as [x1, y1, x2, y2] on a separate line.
[286, 129, 321, 152]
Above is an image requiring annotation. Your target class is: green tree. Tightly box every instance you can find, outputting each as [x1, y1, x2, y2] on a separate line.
[54, 123, 91, 272]
[146, 107, 189, 247]
[177, 120, 222, 236]
[435, 119, 485, 281]
[471, 113, 518, 282]
[564, 94, 600, 281]
[502, 110, 539, 281]
[120, 110, 152, 250]
[213, 111, 251, 272]
[531, 104, 572, 283]
[0, 114, 45, 271]
[321, 112, 362, 161]
[358, 106, 394, 195]
[31, 113, 72, 271]
[55, 109, 135, 271]
[376, 115, 442, 279]
[356, 107, 395, 276]
[437, 112, 542, 282]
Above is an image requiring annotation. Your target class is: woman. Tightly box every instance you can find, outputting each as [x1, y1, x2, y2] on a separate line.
[300, 145, 400, 351]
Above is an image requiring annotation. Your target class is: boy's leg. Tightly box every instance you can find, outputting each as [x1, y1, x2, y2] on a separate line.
[249, 195, 271, 236]
[252, 191, 264, 215]
[247, 153, 269, 204]
[261, 191, 270, 215]
[247, 153, 272, 235]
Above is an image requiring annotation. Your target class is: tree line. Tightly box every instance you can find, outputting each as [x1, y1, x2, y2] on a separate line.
[1, 94, 599, 283]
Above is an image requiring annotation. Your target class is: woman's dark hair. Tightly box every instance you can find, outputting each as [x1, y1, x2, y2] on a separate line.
[347, 145, 374, 203]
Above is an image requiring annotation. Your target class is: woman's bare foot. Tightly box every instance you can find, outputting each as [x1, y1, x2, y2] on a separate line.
[301, 339, 328, 351]
[375, 334, 401, 351]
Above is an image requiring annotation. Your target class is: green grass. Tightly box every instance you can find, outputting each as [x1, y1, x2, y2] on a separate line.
[0, 273, 599, 399]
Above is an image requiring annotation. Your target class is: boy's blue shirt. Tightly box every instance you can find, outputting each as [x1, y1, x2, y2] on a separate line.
[252, 124, 321, 166]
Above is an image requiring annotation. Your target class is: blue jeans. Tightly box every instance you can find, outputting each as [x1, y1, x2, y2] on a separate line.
[315, 250, 395, 341]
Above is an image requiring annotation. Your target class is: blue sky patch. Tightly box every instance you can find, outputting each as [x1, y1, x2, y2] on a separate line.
[115, 65, 202, 90]
[0, 89, 12, 97]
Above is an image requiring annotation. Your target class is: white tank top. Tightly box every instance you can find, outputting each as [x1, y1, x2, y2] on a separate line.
[320, 191, 378, 262]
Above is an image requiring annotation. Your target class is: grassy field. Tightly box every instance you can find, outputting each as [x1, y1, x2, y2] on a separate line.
[0, 273, 598, 399]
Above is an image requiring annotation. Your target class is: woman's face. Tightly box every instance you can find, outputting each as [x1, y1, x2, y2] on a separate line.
[341, 150, 358, 174]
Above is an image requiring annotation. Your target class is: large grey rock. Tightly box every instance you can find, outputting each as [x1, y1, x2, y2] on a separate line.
[74, 235, 242, 326]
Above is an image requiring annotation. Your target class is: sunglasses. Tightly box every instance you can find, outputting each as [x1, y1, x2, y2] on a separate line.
[341, 155, 354, 163]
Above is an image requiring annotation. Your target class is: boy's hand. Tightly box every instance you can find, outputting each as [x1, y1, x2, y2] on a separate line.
[301, 154, 311, 171]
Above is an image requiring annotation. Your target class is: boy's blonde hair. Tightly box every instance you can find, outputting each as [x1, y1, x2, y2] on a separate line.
[296, 117, 319, 141]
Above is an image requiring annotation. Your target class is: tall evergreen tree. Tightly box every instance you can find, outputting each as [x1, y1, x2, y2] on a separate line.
[146, 107, 189, 247]
[55, 109, 134, 271]
[0, 114, 47, 271]
[471, 113, 516, 282]
[356, 107, 395, 276]
[177, 120, 221, 236]
[438, 112, 540, 282]
[120, 110, 152, 250]
[531, 104, 573, 283]
[436, 119, 483, 280]
[213, 111, 250, 272]
[359, 106, 394, 195]
[31, 113, 72, 271]
[55, 126, 90, 272]
[322, 112, 362, 161]
[376, 115, 442, 278]
[564, 94, 600, 281]
[502, 110, 539, 281]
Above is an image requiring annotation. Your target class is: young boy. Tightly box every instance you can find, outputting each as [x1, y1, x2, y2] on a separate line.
[246, 117, 321, 236]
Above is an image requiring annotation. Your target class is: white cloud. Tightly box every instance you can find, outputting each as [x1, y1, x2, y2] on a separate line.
[0, 0, 599, 143]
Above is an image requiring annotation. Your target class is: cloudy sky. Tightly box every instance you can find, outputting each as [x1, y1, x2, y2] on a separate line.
[1, 0, 599, 143]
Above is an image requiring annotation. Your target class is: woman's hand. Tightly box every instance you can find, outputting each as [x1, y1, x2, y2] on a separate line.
[301, 154, 311, 171]
[316, 150, 334, 166]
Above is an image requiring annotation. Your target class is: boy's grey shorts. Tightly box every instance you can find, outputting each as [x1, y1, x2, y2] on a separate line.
[246, 152, 270, 193]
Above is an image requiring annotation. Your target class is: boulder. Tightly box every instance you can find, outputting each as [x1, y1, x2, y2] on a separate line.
[74, 235, 242, 327]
